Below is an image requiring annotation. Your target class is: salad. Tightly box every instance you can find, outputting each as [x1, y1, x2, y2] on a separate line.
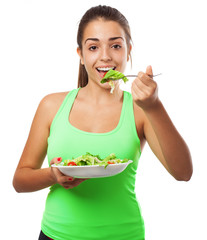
[100, 69, 129, 93]
[56, 152, 130, 169]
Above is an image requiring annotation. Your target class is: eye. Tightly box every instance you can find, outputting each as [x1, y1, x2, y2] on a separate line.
[89, 46, 98, 51]
[112, 44, 122, 49]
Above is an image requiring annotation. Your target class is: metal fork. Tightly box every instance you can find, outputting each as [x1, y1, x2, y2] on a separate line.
[108, 73, 162, 81]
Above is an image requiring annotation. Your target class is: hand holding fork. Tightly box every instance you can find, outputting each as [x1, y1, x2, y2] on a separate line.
[131, 65, 161, 110]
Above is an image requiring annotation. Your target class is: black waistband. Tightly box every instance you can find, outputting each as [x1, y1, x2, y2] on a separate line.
[38, 231, 53, 240]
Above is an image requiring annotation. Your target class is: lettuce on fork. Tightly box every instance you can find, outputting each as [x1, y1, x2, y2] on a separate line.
[100, 69, 129, 93]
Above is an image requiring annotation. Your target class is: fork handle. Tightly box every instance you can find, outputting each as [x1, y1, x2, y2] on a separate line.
[125, 73, 162, 78]
[150, 73, 162, 77]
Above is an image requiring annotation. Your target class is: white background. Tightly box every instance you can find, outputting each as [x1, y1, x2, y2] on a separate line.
[1, 0, 206, 239]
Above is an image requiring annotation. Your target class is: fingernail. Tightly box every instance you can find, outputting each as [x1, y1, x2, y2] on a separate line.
[57, 157, 62, 161]
[68, 178, 73, 181]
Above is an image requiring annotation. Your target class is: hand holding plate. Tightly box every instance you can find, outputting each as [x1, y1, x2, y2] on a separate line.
[50, 157, 89, 189]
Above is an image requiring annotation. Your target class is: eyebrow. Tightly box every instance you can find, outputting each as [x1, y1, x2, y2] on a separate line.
[84, 37, 124, 44]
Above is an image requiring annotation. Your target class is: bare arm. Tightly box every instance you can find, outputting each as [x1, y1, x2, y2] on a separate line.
[13, 95, 56, 192]
[13, 92, 88, 192]
[132, 66, 193, 181]
[143, 100, 192, 180]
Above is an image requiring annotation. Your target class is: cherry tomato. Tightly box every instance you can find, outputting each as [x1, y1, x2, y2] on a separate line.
[67, 161, 77, 166]
[107, 161, 115, 164]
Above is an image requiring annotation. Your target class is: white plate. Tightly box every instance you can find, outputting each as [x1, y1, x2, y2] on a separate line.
[52, 160, 133, 178]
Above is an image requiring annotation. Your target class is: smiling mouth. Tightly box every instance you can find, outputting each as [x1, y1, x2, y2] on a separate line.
[96, 67, 116, 78]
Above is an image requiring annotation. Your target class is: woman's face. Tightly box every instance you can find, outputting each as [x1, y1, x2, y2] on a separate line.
[77, 19, 131, 89]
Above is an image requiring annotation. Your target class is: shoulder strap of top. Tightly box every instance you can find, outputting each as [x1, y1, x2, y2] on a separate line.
[50, 88, 80, 133]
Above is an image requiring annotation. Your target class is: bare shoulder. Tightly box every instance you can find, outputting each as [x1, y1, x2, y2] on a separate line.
[38, 91, 69, 127]
[40, 91, 69, 107]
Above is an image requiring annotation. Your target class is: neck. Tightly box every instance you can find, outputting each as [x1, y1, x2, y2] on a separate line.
[79, 81, 123, 105]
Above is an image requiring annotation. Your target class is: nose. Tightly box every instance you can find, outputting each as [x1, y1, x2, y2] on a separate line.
[100, 47, 112, 62]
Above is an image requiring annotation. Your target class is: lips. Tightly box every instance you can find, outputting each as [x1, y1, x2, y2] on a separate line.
[96, 66, 116, 78]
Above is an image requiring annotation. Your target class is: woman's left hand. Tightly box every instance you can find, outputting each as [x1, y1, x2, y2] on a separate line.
[131, 65, 159, 110]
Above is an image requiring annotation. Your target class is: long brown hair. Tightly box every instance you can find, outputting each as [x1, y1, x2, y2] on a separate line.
[77, 5, 132, 88]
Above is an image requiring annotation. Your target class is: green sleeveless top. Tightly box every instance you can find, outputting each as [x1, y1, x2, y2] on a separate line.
[41, 88, 145, 240]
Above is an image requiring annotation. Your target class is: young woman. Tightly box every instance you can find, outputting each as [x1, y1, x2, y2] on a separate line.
[13, 5, 193, 240]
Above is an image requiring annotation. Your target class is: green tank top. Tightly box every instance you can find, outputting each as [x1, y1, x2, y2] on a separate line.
[41, 88, 145, 240]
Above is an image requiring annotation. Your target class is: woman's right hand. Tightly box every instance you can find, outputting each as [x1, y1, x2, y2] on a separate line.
[50, 157, 89, 189]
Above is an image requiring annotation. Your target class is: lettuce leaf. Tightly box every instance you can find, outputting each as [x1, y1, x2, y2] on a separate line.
[100, 69, 129, 83]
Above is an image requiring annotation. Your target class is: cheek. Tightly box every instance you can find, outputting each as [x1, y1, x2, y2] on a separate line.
[83, 52, 97, 68]
[82, 55, 98, 76]
[115, 48, 128, 62]
[116, 51, 128, 70]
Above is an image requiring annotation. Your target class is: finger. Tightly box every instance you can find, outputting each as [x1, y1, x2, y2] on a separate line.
[131, 83, 146, 102]
[52, 169, 71, 184]
[61, 176, 75, 183]
[55, 171, 66, 182]
[137, 72, 153, 87]
[62, 178, 89, 189]
[50, 157, 62, 165]
[62, 183, 72, 189]
[77, 178, 89, 183]
[133, 77, 152, 96]
[62, 180, 79, 189]
[134, 77, 157, 98]
[72, 179, 87, 187]
[146, 65, 153, 77]
[69, 178, 88, 187]
[138, 71, 157, 89]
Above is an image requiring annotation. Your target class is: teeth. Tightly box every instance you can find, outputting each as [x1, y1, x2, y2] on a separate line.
[97, 67, 115, 71]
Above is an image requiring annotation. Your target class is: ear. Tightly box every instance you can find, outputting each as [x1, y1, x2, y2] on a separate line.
[77, 47, 84, 65]
[127, 44, 132, 62]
